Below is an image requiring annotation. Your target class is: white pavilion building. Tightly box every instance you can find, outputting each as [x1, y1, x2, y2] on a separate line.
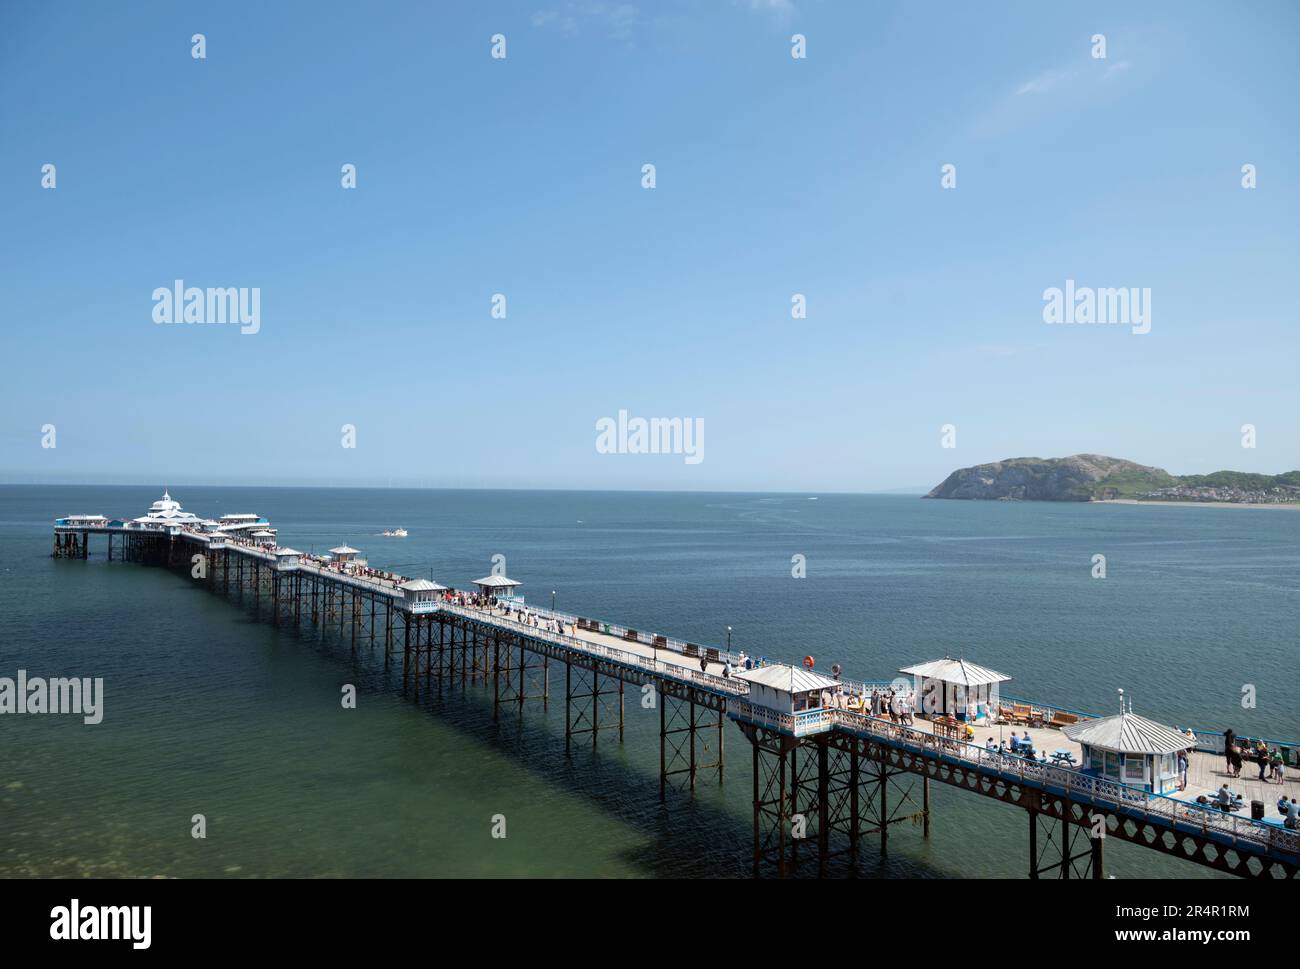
[132, 490, 215, 530]
[898, 656, 1011, 722]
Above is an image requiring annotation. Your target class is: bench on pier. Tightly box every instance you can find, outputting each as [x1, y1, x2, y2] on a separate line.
[1049, 710, 1081, 729]
[705, 647, 720, 663]
[684, 643, 700, 658]
[653, 635, 667, 649]
[624, 629, 640, 642]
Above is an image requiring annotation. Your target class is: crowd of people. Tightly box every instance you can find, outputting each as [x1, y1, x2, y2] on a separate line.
[1222, 728, 1287, 784]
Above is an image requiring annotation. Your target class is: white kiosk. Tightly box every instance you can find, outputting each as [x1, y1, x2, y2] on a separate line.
[273, 547, 301, 570]
[473, 574, 523, 604]
[399, 578, 446, 613]
[1062, 693, 1194, 794]
[735, 664, 842, 716]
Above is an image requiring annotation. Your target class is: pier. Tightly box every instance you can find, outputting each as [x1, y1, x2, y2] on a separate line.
[53, 494, 1300, 879]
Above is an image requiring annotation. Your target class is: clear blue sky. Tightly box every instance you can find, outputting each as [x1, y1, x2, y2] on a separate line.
[2, 0, 1296, 492]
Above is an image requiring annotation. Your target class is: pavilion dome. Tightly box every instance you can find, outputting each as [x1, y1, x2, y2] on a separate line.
[149, 490, 181, 513]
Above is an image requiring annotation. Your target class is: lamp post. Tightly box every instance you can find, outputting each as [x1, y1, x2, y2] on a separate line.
[551, 590, 556, 613]
[726, 626, 732, 657]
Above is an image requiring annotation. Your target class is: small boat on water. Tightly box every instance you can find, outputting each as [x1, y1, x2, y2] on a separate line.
[381, 528, 408, 537]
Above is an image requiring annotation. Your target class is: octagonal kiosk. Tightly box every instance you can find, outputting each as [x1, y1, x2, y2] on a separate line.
[273, 547, 301, 571]
[732, 663, 841, 737]
[1062, 694, 1194, 795]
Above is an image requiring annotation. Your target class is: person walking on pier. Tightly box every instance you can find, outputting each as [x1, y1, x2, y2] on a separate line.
[1223, 728, 1237, 774]
[1177, 750, 1189, 791]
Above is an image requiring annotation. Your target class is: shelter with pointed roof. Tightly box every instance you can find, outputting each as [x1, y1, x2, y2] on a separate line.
[736, 663, 841, 715]
[327, 544, 367, 566]
[273, 547, 301, 569]
[1062, 691, 1194, 794]
[399, 577, 446, 611]
[473, 574, 523, 603]
[898, 656, 1011, 721]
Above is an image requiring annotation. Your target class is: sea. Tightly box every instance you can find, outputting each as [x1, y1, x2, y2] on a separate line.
[1, 484, 1297, 878]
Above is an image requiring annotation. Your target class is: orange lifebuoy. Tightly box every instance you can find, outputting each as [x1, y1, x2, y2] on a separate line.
[803, 655, 814, 669]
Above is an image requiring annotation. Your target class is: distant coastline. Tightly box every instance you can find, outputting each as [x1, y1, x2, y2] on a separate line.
[928, 454, 1300, 505]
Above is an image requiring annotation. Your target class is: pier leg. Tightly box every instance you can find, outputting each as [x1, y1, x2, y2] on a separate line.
[424, 618, 433, 687]
[402, 614, 410, 685]
[492, 637, 501, 720]
[878, 748, 888, 856]
[923, 776, 931, 838]
[689, 699, 696, 790]
[413, 617, 423, 699]
[818, 737, 830, 877]
[1029, 810, 1039, 880]
[659, 683, 667, 803]
[518, 641, 525, 714]
[564, 661, 572, 755]
[849, 744, 860, 865]
[1061, 799, 1071, 880]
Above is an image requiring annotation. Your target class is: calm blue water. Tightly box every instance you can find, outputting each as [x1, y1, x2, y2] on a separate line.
[2, 485, 1297, 878]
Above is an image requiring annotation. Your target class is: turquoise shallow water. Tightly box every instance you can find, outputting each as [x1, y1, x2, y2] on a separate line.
[1, 484, 1297, 878]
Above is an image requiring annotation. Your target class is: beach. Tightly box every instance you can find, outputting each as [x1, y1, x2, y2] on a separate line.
[1099, 499, 1300, 510]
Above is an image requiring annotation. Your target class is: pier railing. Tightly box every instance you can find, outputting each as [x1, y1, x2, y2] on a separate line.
[438, 603, 748, 696]
[728, 701, 834, 737]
